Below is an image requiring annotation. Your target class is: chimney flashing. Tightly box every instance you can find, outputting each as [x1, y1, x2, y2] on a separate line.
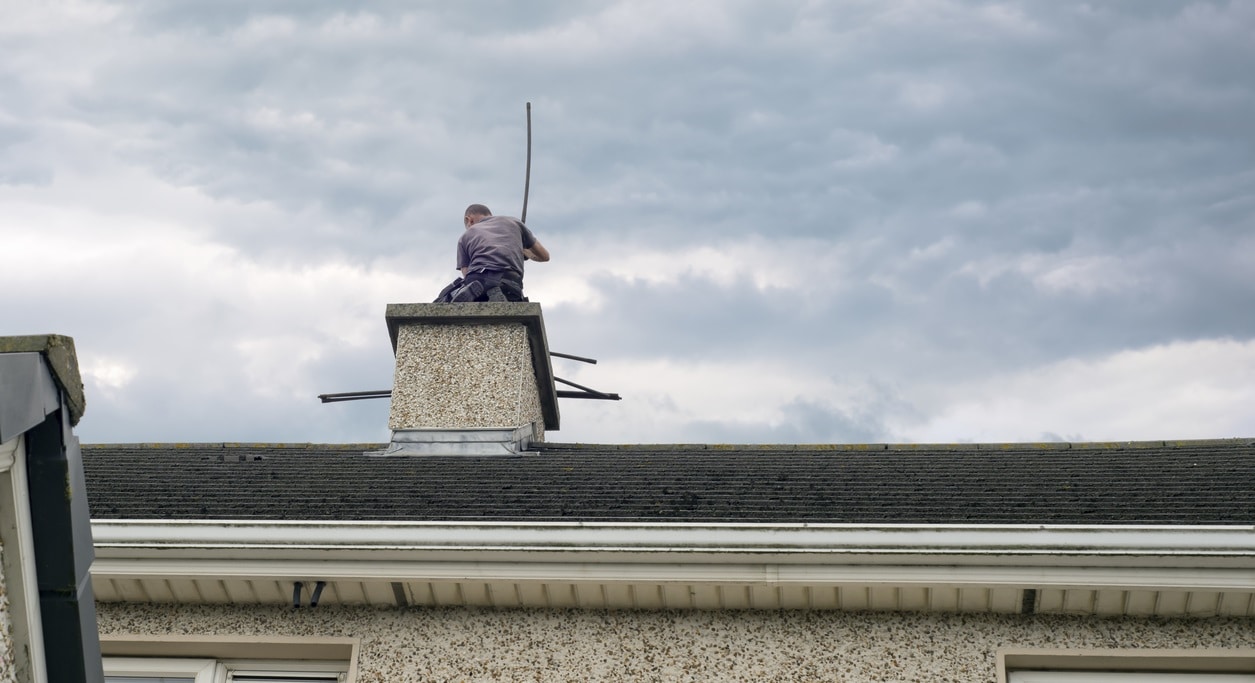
[371, 425, 537, 457]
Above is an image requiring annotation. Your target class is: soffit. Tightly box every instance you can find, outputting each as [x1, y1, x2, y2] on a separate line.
[92, 575, 1255, 618]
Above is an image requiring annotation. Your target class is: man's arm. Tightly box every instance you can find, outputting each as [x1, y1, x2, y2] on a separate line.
[456, 234, 470, 276]
[523, 239, 550, 263]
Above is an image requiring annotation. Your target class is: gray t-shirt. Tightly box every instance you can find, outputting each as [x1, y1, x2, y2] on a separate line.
[456, 215, 537, 277]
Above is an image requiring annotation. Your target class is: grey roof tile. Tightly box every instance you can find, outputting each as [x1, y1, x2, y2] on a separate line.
[80, 440, 1255, 524]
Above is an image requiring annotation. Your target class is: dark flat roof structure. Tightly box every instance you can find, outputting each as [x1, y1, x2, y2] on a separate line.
[81, 439, 1255, 525]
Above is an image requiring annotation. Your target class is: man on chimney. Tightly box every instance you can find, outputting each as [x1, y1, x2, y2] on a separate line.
[437, 204, 550, 303]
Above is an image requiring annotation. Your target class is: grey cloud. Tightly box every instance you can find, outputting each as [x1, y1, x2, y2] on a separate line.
[0, 165, 54, 187]
[48, 2, 1252, 257]
[7, 1, 1254, 445]
[688, 398, 893, 445]
[546, 206, 1255, 387]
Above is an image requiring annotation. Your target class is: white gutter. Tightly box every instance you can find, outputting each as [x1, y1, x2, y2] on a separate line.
[91, 520, 1255, 556]
[90, 520, 1255, 591]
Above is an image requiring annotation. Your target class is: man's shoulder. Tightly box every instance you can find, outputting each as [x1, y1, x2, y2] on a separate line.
[481, 215, 523, 227]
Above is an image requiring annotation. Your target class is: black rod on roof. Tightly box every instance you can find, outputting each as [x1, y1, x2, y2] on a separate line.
[317, 344, 619, 403]
[318, 390, 392, 403]
[556, 389, 621, 400]
[318, 385, 622, 402]
[521, 101, 532, 223]
[551, 351, 597, 364]
[554, 375, 620, 400]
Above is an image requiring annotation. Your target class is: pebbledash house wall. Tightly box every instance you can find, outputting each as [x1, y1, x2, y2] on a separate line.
[0, 541, 14, 683]
[96, 603, 1255, 682]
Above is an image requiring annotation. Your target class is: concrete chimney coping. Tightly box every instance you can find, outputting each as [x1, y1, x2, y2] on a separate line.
[384, 303, 559, 431]
[0, 334, 85, 426]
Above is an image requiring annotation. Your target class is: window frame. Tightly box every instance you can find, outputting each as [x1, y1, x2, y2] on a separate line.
[999, 649, 1255, 683]
[103, 656, 217, 682]
[220, 659, 348, 682]
[1010, 673, 1255, 682]
[99, 635, 358, 683]
[103, 657, 348, 683]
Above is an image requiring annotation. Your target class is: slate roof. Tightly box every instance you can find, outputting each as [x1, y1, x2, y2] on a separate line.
[79, 439, 1255, 525]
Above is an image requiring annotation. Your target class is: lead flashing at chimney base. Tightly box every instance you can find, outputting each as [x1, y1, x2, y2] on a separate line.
[384, 303, 559, 456]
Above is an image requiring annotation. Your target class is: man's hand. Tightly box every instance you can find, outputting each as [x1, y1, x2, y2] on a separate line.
[524, 240, 550, 263]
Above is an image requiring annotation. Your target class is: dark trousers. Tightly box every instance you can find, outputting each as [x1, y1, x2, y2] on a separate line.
[461, 269, 526, 302]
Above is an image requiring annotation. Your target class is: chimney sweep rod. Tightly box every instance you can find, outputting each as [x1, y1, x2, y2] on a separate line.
[556, 389, 622, 400]
[550, 351, 597, 364]
[521, 101, 532, 223]
[317, 390, 392, 403]
[553, 375, 619, 400]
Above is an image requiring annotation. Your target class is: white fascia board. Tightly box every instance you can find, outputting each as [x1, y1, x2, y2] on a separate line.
[91, 520, 1255, 568]
[90, 521, 1255, 592]
[91, 519, 1255, 554]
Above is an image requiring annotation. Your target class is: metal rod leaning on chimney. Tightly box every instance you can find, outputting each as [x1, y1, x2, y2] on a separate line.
[556, 390, 621, 400]
[550, 351, 596, 364]
[318, 387, 620, 402]
[553, 376, 620, 400]
[521, 101, 532, 223]
[317, 390, 392, 403]
[318, 376, 620, 402]
[316, 351, 614, 402]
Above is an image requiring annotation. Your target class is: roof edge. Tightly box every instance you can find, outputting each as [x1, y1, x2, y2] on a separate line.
[90, 521, 1255, 593]
[91, 519, 1255, 557]
[80, 442, 388, 450]
[79, 437, 1255, 451]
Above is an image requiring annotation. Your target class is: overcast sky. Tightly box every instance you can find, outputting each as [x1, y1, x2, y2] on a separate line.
[4, 1, 1253, 445]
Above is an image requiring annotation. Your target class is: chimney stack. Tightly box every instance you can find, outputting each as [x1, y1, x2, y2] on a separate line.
[383, 303, 559, 455]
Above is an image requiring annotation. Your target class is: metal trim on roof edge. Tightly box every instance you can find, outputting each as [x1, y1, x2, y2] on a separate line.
[0, 335, 85, 426]
[89, 521, 1255, 597]
[90, 520, 1255, 562]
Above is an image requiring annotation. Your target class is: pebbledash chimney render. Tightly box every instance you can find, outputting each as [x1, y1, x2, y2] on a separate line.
[381, 302, 560, 456]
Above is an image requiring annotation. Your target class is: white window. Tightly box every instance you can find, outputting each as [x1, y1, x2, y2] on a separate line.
[104, 658, 347, 683]
[1010, 673, 1255, 682]
[104, 658, 216, 683]
[1001, 649, 1255, 682]
[223, 670, 343, 683]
